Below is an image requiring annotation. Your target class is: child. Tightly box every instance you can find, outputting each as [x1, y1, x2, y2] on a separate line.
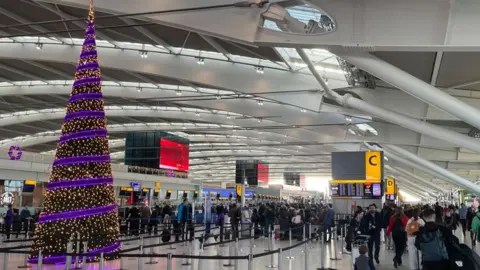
[355, 244, 376, 270]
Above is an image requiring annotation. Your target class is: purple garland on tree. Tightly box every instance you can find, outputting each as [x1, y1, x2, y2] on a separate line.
[29, 0, 120, 264]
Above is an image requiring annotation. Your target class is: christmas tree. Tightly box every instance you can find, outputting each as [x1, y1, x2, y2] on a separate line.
[29, 0, 120, 264]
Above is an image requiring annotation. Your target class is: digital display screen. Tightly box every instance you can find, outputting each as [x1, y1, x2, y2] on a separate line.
[372, 183, 382, 197]
[22, 184, 35, 193]
[131, 182, 141, 192]
[159, 138, 189, 172]
[386, 194, 395, 200]
[331, 183, 382, 198]
[258, 163, 269, 184]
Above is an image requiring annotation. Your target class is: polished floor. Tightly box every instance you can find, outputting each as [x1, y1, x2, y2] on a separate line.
[0, 228, 475, 270]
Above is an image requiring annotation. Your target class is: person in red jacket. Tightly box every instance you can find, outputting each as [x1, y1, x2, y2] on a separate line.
[386, 207, 409, 268]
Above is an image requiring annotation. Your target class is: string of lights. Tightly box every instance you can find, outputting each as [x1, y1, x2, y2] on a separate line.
[29, 0, 120, 264]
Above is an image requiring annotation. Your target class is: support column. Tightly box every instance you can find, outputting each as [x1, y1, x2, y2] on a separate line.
[384, 144, 480, 194]
[385, 165, 447, 193]
[337, 51, 480, 130]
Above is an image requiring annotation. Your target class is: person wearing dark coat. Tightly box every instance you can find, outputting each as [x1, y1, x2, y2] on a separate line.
[360, 204, 382, 264]
[127, 207, 140, 236]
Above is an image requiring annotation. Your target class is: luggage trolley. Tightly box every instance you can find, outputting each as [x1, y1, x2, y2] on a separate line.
[351, 235, 370, 270]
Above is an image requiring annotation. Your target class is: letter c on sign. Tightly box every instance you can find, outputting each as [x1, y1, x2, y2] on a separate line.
[369, 155, 377, 166]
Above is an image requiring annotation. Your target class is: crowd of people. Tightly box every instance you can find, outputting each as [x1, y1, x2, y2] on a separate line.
[350, 202, 480, 270]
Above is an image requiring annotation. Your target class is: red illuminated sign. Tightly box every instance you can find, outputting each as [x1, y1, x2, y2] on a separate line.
[159, 138, 189, 172]
[258, 163, 269, 184]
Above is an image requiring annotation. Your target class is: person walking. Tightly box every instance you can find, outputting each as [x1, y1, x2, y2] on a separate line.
[467, 206, 476, 247]
[386, 207, 409, 268]
[406, 208, 424, 270]
[360, 204, 382, 264]
[20, 206, 31, 237]
[459, 203, 468, 237]
[4, 204, 13, 240]
[415, 208, 458, 270]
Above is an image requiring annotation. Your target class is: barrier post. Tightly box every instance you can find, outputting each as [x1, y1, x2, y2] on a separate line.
[318, 232, 325, 270]
[234, 241, 239, 270]
[181, 236, 191, 266]
[340, 223, 348, 255]
[248, 254, 253, 270]
[277, 248, 283, 270]
[124, 222, 131, 246]
[37, 251, 43, 270]
[250, 226, 256, 248]
[73, 232, 81, 269]
[264, 227, 271, 252]
[18, 230, 31, 269]
[266, 230, 277, 268]
[167, 226, 176, 250]
[99, 252, 104, 270]
[330, 228, 340, 261]
[3, 251, 8, 270]
[119, 251, 124, 270]
[301, 224, 306, 254]
[223, 240, 234, 267]
[138, 236, 144, 270]
[166, 253, 173, 270]
[66, 237, 73, 270]
[198, 249, 204, 270]
[286, 227, 294, 260]
[304, 241, 308, 270]
[309, 223, 315, 249]
[138, 219, 142, 236]
[81, 241, 88, 270]
[145, 234, 158, 265]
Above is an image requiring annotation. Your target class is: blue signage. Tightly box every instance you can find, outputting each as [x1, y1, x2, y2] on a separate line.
[202, 188, 254, 198]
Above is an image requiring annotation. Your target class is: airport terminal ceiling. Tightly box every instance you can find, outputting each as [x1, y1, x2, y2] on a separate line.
[1, 0, 480, 197]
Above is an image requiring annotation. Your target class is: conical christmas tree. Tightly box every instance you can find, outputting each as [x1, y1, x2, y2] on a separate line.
[29, 0, 120, 264]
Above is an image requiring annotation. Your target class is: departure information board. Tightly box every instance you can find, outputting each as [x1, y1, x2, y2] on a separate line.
[331, 183, 382, 199]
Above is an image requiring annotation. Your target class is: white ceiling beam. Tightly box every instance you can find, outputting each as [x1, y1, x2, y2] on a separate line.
[32, 1, 124, 48]
[20, 60, 71, 79]
[0, 6, 68, 43]
[200, 35, 234, 62]
[430, 51, 443, 86]
[118, 17, 178, 54]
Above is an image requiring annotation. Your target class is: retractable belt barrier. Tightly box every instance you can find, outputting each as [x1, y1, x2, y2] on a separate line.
[0, 223, 333, 270]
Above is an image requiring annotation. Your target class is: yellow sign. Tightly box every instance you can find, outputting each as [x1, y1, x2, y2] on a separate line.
[236, 184, 243, 196]
[167, 189, 172, 193]
[184, 190, 189, 194]
[25, 180, 36, 185]
[386, 177, 395, 195]
[142, 188, 149, 192]
[155, 182, 161, 188]
[154, 189, 160, 193]
[365, 151, 382, 182]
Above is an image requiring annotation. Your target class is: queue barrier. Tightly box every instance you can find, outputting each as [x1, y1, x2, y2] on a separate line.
[0, 223, 344, 270]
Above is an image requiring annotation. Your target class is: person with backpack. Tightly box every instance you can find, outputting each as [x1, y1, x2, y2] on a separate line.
[387, 207, 409, 268]
[406, 208, 425, 270]
[470, 206, 480, 244]
[415, 208, 459, 270]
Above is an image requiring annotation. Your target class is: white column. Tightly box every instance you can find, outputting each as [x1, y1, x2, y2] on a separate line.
[384, 144, 480, 194]
[337, 51, 480, 130]
[385, 165, 447, 193]
[344, 95, 480, 153]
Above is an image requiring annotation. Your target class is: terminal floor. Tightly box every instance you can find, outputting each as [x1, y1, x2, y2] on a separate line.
[0, 229, 474, 270]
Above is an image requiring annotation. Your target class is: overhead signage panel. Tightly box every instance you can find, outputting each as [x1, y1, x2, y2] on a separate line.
[331, 151, 384, 183]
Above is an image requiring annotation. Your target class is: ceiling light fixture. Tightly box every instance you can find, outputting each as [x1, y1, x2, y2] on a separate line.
[176, 90, 182, 96]
[215, 95, 221, 100]
[257, 100, 264, 106]
[35, 43, 43, 50]
[301, 109, 307, 113]
[226, 115, 231, 119]
[345, 116, 353, 122]
[195, 112, 200, 117]
[137, 87, 142, 92]
[196, 57, 205, 65]
[323, 77, 329, 85]
[255, 66, 264, 74]
[139, 50, 148, 58]
[258, 118, 262, 123]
